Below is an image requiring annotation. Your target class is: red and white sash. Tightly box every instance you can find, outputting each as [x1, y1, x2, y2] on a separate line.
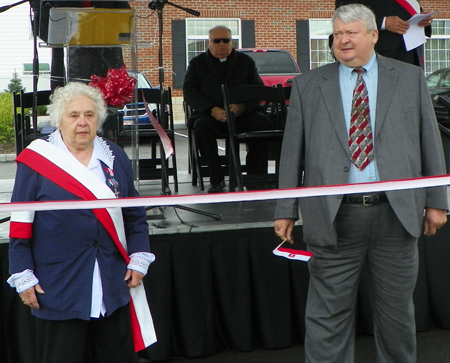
[15, 139, 157, 351]
[141, 90, 174, 159]
[394, 0, 420, 16]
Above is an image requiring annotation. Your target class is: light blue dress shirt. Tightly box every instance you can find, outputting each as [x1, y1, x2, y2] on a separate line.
[339, 52, 381, 184]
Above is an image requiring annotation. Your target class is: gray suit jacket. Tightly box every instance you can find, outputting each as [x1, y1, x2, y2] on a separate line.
[274, 55, 448, 247]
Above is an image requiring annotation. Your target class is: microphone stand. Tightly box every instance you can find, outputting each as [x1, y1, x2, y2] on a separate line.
[146, 0, 221, 221]
[148, 0, 199, 96]
[31, 1, 39, 141]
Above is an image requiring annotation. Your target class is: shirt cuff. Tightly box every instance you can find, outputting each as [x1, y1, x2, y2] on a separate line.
[7, 269, 39, 293]
[127, 252, 155, 275]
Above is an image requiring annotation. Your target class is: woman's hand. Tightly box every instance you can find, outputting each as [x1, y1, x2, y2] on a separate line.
[124, 269, 145, 288]
[19, 284, 45, 309]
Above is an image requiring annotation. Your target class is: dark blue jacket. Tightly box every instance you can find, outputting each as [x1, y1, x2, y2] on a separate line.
[9, 139, 150, 321]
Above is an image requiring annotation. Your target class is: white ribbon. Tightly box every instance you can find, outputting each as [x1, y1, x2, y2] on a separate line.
[1, 175, 449, 213]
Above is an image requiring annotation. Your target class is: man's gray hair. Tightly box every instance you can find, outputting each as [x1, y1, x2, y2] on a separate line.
[47, 82, 107, 132]
[209, 25, 232, 37]
[332, 3, 377, 32]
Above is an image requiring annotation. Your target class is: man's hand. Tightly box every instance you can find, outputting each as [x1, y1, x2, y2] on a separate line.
[124, 269, 145, 288]
[19, 284, 45, 309]
[211, 106, 227, 122]
[423, 208, 447, 236]
[418, 12, 433, 28]
[274, 218, 295, 244]
[385, 16, 410, 34]
[229, 103, 246, 118]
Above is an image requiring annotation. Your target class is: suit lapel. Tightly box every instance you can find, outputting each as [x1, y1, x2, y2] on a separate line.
[374, 55, 399, 138]
[205, 50, 223, 82]
[224, 50, 239, 84]
[320, 63, 351, 154]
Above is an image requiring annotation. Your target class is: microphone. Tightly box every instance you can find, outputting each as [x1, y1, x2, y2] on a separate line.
[0, 0, 28, 13]
[184, 8, 200, 17]
[148, 1, 158, 10]
[0, 5, 12, 13]
[148, 1, 200, 17]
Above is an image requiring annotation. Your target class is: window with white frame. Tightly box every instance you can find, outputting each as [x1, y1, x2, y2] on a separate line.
[425, 19, 450, 76]
[185, 18, 241, 64]
[309, 19, 334, 70]
[309, 18, 450, 75]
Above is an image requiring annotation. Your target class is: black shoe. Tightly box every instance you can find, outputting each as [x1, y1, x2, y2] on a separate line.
[207, 180, 226, 193]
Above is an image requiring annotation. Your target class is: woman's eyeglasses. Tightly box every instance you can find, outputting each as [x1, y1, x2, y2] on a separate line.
[211, 38, 231, 44]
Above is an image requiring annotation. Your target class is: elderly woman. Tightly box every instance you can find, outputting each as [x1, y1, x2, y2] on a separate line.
[7, 82, 156, 363]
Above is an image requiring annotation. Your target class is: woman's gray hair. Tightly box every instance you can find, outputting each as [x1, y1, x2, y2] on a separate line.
[332, 3, 377, 33]
[47, 82, 107, 132]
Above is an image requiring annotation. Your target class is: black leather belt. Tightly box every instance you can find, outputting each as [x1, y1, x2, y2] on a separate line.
[342, 192, 388, 206]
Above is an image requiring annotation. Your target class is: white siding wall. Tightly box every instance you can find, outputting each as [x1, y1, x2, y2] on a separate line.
[0, 0, 52, 91]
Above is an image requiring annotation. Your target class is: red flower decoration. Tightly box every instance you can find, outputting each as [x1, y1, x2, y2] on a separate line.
[89, 65, 136, 107]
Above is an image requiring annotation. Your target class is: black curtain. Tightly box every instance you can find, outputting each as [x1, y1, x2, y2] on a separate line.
[3, 224, 450, 362]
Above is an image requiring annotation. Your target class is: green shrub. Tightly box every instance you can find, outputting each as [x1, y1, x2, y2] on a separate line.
[0, 92, 15, 144]
[0, 92, 49, 146]
[36, 105, 48, 116]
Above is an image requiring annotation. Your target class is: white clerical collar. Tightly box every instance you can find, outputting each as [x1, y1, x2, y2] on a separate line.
[219, 58, 227, 62]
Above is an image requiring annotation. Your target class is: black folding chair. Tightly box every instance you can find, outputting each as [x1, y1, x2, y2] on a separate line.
[118, 87, 178, 193]
[185, 103, 230, 191]
[12, 90, 52, 156]
[221, 84, 288, 191]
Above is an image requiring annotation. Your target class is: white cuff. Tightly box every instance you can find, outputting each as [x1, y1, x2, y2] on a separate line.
[127, 252, 155, 275]
[7, 269, 39, 293]
[381, 17, 386, 30]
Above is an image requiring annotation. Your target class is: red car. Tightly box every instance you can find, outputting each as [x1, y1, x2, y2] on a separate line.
[237, 48, 301, 88]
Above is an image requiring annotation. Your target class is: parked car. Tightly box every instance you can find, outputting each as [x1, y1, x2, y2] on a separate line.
[121, 71, 156, 128]
[426, 67, 450, 126]
[237, 48, 301, 88]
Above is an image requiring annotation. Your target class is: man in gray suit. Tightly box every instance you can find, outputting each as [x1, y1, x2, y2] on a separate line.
[274, 4, 448, 363]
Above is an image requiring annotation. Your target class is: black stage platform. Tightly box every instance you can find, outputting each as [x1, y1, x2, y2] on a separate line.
[2, 131, 450, 362]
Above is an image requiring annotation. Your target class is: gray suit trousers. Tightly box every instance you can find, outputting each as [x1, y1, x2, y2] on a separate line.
[305, 201, 418, 363]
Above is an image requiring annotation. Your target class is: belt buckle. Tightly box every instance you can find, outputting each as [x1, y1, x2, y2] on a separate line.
[363, 195, 374, 206]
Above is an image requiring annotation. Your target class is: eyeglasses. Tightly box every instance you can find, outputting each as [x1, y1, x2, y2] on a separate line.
[211, 38, 231, 44]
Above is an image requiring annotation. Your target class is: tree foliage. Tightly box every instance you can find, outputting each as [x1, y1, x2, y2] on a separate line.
[5, 71, 26, 93]
[0, 92, 15, 144]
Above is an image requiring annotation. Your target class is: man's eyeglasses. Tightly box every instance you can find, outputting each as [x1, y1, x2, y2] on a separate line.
[211, 38, 231, 44]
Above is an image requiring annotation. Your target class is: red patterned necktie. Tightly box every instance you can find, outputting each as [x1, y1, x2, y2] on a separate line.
[349, 68, 373, 170]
